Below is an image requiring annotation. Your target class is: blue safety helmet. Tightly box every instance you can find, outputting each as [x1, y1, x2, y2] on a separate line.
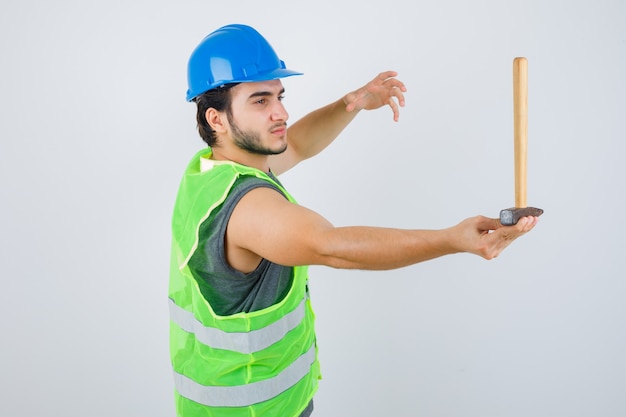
[186, 24, 302, 101]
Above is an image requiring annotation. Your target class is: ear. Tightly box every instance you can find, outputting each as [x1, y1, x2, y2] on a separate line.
[205, 108, 228, 133]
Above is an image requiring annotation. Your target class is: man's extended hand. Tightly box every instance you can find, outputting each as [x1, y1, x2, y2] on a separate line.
[343, 71, 407, 121]
[450, 215, 540, 260]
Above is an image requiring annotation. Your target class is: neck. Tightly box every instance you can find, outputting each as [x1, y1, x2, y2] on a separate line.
[210, 148, 271, 173]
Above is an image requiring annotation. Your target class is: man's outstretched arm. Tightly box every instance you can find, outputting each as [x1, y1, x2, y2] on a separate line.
[225, 187, 539, 274]
[270, 71, 406, 175]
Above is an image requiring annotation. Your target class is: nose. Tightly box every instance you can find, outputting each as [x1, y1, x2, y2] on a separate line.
[271, 101, 288, 122]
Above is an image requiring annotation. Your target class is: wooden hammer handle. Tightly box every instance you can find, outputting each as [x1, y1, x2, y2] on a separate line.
[513, 57, 528, 208]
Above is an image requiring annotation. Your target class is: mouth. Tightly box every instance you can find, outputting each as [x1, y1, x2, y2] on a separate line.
[270, 123, 287, 136]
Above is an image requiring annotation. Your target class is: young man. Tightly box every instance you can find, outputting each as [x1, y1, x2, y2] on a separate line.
[169, 24, 539, 417]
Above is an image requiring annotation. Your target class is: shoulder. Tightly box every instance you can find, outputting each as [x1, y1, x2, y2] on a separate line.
[223, 180, 292, 273]
[228, 175, 287, 205]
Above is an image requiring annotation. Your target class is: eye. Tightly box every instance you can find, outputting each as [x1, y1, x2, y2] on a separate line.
[255, 98, 267, 105]
[278, 94, 285, 101]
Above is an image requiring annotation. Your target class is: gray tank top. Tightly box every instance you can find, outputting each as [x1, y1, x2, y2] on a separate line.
[188, 174, 294, 316]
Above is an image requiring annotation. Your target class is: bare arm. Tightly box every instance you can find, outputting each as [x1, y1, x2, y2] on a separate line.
[226, 187, 539, 273]
[269, 71, 406, 175]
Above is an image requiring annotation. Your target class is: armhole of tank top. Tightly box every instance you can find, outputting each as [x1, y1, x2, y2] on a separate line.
[216, 177, 286, 274]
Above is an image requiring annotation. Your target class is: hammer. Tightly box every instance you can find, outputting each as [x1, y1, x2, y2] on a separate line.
[499, 57, 543, 226]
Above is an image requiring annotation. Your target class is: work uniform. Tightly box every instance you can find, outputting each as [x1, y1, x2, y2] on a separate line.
[169, 148, 321, 417]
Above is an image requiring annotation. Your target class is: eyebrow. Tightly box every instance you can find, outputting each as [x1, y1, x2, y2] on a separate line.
[248, 88, 285, 99]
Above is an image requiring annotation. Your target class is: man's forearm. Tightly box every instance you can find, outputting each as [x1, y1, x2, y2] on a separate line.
[286, 97, 358, 161]
[314, 226, 459, 270]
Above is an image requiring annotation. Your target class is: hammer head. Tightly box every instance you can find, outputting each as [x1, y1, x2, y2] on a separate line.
[499, 207, 544, 226]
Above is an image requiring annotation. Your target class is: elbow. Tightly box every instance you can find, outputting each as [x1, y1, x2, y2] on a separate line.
[306, 229, 357, 269]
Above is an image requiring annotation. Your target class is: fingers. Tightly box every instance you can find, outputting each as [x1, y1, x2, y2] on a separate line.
[387, 82, 406, 122]
[475, 215, 538, 233]
[382, 73, 406, 121]
[377, 70, 398, 80]
[382, 76, 407, 96]
[343, 71, 407, 119]
[481, 216, 539, 259]
[507, 216, 540, 235]
[379, 72, 407, 119]
[386, 103, 400, 121]
[455, 215, 539, 260]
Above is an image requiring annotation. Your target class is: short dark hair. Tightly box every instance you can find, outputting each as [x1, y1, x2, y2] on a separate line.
[193, 83, 239, 147]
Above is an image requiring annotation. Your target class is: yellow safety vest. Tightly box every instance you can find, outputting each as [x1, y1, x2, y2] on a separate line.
[169, 148, 320, 416]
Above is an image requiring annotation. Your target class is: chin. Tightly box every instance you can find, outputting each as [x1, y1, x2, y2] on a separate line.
[270, 145, 288, 155]
[271, 140, 288, 154]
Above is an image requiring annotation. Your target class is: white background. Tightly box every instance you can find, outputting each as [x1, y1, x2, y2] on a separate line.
[1, 0, 625, 416]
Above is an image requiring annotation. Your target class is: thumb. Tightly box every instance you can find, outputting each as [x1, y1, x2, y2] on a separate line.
[475, 216, 502, 233]
[343, 92, 359, 113]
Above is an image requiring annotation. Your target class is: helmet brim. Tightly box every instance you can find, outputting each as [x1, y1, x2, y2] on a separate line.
[186, 69, 303, 102]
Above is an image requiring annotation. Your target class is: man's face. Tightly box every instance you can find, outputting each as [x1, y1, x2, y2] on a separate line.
[226, 80, 289, 155]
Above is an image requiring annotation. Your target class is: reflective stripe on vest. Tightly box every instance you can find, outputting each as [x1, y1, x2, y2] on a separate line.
[173, 342, 317, 407]
[168, 296, 306, 354]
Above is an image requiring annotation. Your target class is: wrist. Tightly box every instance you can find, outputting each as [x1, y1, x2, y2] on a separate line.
[439, 226, 463, 255]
